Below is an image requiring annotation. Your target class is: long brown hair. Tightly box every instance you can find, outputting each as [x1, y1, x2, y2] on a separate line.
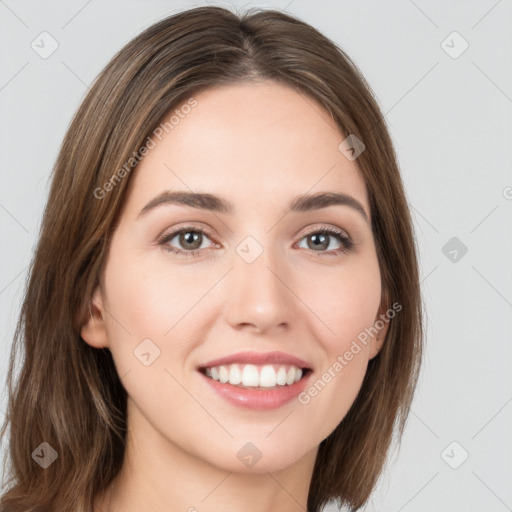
[0, 6, 423, 511]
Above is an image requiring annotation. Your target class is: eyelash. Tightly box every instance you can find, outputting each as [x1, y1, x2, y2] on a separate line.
[158, 226, 354, 258]
[157, 224, 354, 259]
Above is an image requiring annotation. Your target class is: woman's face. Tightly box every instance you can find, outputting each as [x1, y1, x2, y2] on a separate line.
[82, 80, 388, 474]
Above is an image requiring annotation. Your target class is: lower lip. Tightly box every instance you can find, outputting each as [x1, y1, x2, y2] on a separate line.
[198, 371, 311, 411]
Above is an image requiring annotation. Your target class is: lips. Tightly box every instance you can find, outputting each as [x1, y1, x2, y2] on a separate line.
[196, 350, 313, 410]
[197, 350, 313, 370]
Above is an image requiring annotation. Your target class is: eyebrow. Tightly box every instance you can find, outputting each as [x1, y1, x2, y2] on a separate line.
[137, 190, 369, 223]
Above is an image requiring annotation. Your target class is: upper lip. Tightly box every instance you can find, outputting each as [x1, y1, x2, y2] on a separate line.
[198, 351, 312, 370]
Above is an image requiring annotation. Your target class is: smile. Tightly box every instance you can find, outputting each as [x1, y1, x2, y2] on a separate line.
[198, 364, 313, 410]
[201, 363, 307, 389]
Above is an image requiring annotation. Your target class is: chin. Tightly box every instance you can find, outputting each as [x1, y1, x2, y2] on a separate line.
[198, 437, 316, 475]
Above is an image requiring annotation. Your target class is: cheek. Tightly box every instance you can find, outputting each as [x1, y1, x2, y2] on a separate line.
[100, 248, 205, 438]
[294, 259, 381, 432]
[305, 257, 382, 352]
[103, 244, 204, 345]
[101, 243, 232, 390]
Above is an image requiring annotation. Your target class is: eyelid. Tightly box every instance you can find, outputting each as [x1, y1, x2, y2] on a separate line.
[157, 222, 216, 241]
[298, 223, 350, 240]
[157, 222, 351, 241]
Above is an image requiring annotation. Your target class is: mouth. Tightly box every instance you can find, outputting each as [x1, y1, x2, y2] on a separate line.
[198, 363, 313, 390]
[196, 350, 314, 409]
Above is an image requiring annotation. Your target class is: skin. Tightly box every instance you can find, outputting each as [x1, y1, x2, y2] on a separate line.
[82, 79, 389, 512]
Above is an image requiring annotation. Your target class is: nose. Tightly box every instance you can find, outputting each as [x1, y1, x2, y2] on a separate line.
[223, 240, 296, 335]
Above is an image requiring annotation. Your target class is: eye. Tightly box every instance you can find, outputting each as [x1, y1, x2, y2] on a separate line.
[157, 225, 216, 258]
[296, 225, 354, 256]
[157, 224, 354, 258]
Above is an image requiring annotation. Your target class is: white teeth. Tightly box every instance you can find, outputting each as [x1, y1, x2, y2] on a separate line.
[259, 365, 277, 387]
[242, 364, 259, 386]
[276, 366, 287, 385]
[203, 363, 306, 388]
[219, 366, 229, 384]
[228, 364, 242, 385]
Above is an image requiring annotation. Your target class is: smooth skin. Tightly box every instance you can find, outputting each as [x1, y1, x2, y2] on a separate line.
[82, 80, 389, 512]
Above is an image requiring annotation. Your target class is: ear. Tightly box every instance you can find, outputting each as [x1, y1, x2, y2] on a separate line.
[81, 285, 109, 349]
[368, 296, 391, 360]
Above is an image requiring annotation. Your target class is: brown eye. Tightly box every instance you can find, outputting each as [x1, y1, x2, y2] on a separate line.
[158, 227, 214, 257]
[297, 227, 354, 255]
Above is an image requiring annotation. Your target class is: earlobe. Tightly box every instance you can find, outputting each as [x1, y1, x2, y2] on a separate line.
[80, 286, 109, 349]
[369, 331, 386, 360]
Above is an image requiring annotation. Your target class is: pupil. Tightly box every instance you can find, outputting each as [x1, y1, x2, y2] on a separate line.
[183, 231, 200, 249]
[310, 233, 327, 250]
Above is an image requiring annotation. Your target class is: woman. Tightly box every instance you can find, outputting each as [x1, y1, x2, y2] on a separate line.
[0, 5, 423, 512]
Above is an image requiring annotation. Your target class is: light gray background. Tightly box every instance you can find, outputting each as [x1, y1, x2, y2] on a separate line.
[1, 1, 511, 510]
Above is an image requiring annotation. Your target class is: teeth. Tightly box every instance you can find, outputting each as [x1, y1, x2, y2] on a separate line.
[203, 363, 305, 388]
[242, 364, 260, 386]
[259, 365, 276, 387]
[228, 364, 242, 385]
[219, 366, 229, 384]
[276, 366, 287, 385]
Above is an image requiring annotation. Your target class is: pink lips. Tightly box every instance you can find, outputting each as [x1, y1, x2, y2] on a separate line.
[198, 350, 312, 370]
[197, 350, 313, 411]
[199, 372, 311, 410]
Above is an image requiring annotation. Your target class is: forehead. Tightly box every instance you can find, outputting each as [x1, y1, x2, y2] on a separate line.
[124, 80, 369, 218]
